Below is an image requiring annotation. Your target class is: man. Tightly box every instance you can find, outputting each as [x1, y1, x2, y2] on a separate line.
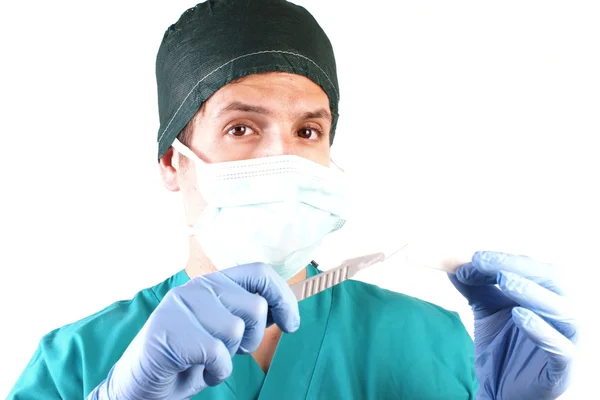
[9, 1, 576, 399]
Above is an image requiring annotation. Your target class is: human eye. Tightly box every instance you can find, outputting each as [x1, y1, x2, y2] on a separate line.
[296, 125, 324, 140]
[226, 124, 256, 138]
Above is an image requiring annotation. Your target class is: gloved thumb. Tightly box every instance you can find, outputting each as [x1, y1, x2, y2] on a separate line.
[449, 263, 517, 318]
[511, 307, 576, 394]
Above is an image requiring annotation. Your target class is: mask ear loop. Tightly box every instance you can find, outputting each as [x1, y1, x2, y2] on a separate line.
[330, 157, 345, 172]
[172, 138, 205, 237]
[171, 138, 202, 165]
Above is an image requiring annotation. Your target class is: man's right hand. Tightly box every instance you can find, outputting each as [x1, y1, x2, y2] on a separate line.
[86, 263, 300, 400]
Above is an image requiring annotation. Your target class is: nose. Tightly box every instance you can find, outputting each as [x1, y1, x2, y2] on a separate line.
[254, 132, 296, 158]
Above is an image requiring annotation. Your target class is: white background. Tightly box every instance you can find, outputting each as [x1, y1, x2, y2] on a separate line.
[1, 0, 598, 398]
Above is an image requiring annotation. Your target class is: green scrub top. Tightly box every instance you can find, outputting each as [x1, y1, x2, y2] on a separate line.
[9, 265, 478, 399]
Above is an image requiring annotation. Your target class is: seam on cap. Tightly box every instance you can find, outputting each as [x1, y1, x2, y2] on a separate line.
[157, 50, 338, 143]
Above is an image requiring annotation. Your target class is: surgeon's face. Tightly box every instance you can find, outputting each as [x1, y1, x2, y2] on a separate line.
[159, 71, 333, 225]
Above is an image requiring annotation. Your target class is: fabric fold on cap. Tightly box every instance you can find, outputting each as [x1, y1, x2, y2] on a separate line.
[155, 0, 340, 159]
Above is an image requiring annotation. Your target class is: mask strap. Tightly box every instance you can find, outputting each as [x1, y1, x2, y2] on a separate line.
[172, 138, 204, 166]
[330, 157, 345, 173]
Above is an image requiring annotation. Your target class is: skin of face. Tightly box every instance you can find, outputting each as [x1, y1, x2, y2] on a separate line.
[157, 71, 333, 280]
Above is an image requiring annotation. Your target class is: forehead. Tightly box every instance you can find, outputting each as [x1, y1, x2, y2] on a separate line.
[202, 72, 331, 116]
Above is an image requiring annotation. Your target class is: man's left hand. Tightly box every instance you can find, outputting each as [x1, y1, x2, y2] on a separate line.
[449, 251, 577, 400]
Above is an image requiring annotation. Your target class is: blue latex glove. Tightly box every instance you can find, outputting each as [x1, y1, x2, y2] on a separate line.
[87, 263, 300, 400]
[449, 251, 577, 400]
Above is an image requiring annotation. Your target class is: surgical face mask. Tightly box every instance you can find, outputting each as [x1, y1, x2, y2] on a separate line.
[172, 139, 348, 281]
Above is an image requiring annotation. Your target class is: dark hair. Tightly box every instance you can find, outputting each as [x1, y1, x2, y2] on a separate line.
[177, 120, 193, 146]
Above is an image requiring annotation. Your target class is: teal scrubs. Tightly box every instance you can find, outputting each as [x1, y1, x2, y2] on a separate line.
[9, 265, 478, 399]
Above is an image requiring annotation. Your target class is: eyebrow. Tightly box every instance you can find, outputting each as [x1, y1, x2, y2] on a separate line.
[216, 101, 332, 122]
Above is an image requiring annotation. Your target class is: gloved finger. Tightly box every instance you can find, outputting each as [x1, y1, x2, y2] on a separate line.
[170, 280, 246, 356]
[455, 262, 497, 286]
[202, 339, 233, 387]
[498, 271, 577, 339]
[221, 263, 301, 333]
[473, 251, 564, 295]
[448, 272, 517, 319]
[172, 365, 208, 398]
[512, 307, 576, 384]
[217, 291, 268, 355]
[174, 318, 233, 383]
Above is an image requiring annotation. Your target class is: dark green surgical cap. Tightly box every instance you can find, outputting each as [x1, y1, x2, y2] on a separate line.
[156, 0, 340, 159]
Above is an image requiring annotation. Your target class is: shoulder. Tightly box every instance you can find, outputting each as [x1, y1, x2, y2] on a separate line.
[39, 269, 189, 360]
[334, 278, 467, 332]
[39, 285, 158, 358]
[331, 279, 475, 368]
[9, 271, 187, 399]
[329, 279, 477, 396]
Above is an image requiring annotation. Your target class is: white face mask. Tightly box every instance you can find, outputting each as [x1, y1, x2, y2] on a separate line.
[172, 139, 348, 281]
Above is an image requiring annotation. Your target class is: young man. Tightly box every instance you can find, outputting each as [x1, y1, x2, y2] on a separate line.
[9, 1, 576, 399]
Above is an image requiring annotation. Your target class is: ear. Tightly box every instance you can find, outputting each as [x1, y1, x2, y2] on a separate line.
[159, 147, 180, 192]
